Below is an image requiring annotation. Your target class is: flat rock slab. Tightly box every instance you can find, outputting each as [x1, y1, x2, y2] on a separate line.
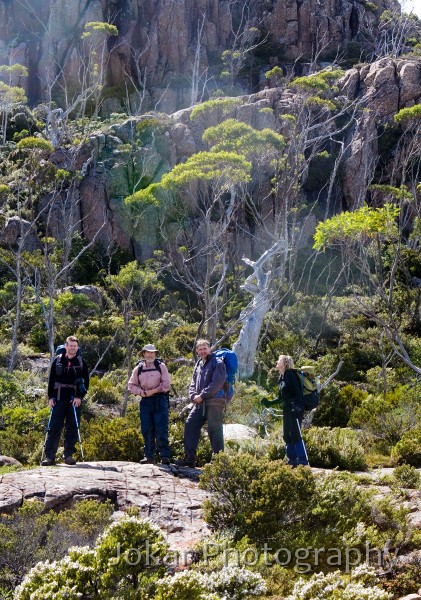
[0, 461, 210, 550]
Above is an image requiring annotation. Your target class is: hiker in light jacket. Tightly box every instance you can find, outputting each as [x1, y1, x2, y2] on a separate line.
[176, 339, 226, 468]
[128, 344, 171, 465]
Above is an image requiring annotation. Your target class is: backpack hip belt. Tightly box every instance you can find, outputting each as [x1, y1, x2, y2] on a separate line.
[54, 382, 77, 402]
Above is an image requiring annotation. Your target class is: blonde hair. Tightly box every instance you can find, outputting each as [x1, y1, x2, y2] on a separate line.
[66, 336, 79, 345]
[196, 339, 211, 348]
[278, 354, 294, 370]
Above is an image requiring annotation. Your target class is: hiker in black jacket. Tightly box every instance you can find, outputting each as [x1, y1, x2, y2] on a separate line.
[176, 339, 226, 467]
[42, 336, 89, 466]
[262, 354, 309, 467]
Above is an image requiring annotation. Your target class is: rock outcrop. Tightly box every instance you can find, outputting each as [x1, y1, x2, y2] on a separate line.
[0, 461, 209, 550]
[1, 463, 420, 556]
[0, 455, 22, 467]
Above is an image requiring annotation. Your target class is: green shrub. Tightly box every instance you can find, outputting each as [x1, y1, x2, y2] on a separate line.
[89, 376, 121, 405]
[199, 453, 316, 545]
[199, 455, 408, 571]
[16, 136, 53, 152]
[225, 381, 267, 426]
[0, 499, 113, 596]
[81, 417, 143, 462]
[313, 384, 367, 428]
[349, 386, 421, 450]
[391, 422, 421, 466]
[15, 513, 266, 600]
[0, 371, 25, 408]
[392, 464, 421, 489]
[15, 516, 168, 600]
[0, 428, 44, 465]
[303, 426, 367, 471]
[159, 323, 198, 358]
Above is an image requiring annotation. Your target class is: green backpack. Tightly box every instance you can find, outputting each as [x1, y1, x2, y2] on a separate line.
[295, 365, 320, 410]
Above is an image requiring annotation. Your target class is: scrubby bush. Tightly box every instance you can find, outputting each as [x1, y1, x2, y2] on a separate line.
[225, 381, 267, 426]
[158, 323, 198, 358]
[199, 455, 411, 571]
[154, 567, 265, 600]
[392, 464, 421, 489]
[199, 454, 314, 544]
[0, 371, 25, 408]
[81, 417, 143, 462]
[350, 386, 421, 451]
[391, 422, 421, 466]
[89, 376, 121, 405]
[0, 499, 113, 596]
[0, 428, 43, 464]
[380, 552, 421, 598]
[303, 426, 367, 471]
[285, 565, 392, 600]
[15, 516, 166, 600]
[15, 515, 265, 600]
[313, 384, 367, 428]
[0, 401, 49, 464]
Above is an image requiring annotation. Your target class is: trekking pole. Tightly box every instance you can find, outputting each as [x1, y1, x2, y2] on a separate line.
[296, 417, 310, 466]
[40, 406, 54, 465]
[72, 399, 85, 461]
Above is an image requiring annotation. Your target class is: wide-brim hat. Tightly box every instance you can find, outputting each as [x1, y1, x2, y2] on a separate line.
[141, 344, 159, 353]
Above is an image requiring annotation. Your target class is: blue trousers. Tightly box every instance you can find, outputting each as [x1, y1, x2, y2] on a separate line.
[283, 408, 309, 466]
[139, 394, 171, 460]
[184, 402, 224, 456]
[45, 391, 82, 459]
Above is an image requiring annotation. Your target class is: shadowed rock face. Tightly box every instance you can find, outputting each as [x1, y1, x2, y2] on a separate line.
[0, 461, 209, 550]
[1, 53, 420, 259]
[0, 0, 399, 112]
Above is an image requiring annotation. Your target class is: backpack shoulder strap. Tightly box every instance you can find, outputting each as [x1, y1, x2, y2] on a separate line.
[137, 359, 162, 379]
[137, 360, 145, 379]
[293, 369, 305, 394]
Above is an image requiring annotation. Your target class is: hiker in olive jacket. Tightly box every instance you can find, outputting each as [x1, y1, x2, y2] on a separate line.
[176, 339, 226, 467]
[262, 354, 308, 467]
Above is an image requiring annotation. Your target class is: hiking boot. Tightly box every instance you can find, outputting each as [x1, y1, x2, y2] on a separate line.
[63, 456, 77, 465]
[41, 458, 55, 466]
[175, 454, 196, 468]
[139, 457, 155, 465]
[161, 457, 171, 465]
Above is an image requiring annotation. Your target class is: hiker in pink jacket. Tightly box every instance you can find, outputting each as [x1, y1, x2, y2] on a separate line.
[128, 344, 171, 465]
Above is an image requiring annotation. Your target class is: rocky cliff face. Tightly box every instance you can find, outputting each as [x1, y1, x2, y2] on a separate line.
[0, 0, 400, 113]
[2, 53, 420, 259]
[7, 54, 413, 260]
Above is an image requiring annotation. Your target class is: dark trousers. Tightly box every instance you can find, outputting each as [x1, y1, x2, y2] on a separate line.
[184, 402, 224, 456]
[283, 408, 308, 466]
[45, 390, 82, 460]
[139, 394, 171, 460]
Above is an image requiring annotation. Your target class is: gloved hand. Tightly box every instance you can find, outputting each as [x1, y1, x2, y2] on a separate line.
[291, 404, 302, 416]
[261, 397, 272, 408]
